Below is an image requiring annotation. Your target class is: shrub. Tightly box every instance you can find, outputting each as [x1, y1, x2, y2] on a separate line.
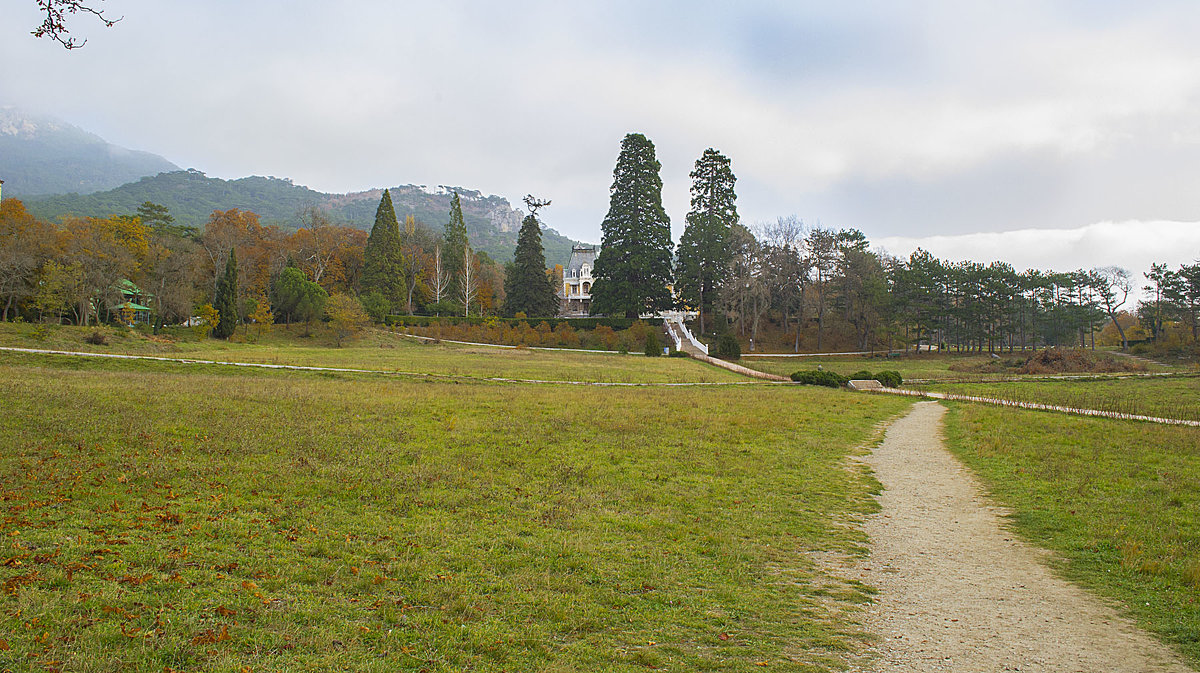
[790, 370, 848, 388]
[424, 300, 461, 317]
[593, 325, 619, 350]
[84, 330, 109, 346]
[644, 329, 662, 356]
[714, 333, 741, 360]
[359, 292, 391, 323]
[668, 349, 690, 358]
[875, 370, 903, 388]
[849, 369, 875, 381]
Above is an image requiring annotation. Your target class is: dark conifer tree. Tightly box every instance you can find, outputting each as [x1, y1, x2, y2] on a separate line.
[444, 192, 469, 303]
[212, 247, 238, 339]
[502, 196, 559, 317]
[590, 133, 674, 319]
[676, 148, 738, 334]
[360, 190, 406, 312]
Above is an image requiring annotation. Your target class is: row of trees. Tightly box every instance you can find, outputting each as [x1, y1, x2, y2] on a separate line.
[700, 222, 1199, 353]
[0, 187, 515, 335]
[3, 127, 1196, 351]
[583, 132, 1198, 353]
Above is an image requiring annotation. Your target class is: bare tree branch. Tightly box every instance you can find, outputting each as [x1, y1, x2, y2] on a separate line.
[32, 0, 121, 49]
[523, 195, 551, 217]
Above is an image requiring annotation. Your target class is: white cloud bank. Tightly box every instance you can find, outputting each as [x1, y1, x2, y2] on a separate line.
[6, 2, 1200, 256]
[876, 220, 1200, 299]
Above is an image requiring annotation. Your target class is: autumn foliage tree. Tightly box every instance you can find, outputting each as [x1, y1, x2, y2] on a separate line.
[58, 214, 149, 325]
[327, 293, 370, 347]
[201, 208, 286, 298]
[0, 199, 56, 321]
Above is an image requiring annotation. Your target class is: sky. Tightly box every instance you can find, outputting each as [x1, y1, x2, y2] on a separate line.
[4, 0, 1200, 280]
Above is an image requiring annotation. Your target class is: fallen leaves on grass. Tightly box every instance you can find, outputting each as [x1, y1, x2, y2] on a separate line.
[191, 624, 231, 645]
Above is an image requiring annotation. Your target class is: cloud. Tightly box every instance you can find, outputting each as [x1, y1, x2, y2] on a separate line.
[876, 220, 1200, 301]
[4, 1, 1200, 257]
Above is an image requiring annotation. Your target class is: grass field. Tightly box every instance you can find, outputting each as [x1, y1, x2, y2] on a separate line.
[0, 324, 744, 384]
[0, 351, 912, 672]
[915, 376, 1200, 421]
[742, 352, 1026, 382]
[744, 350, 1185, 383]
[941, 403, 1200, 666]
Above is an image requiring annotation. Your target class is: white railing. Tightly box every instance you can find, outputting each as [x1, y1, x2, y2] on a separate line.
[666, 317, 708, 355]
[667, 325, 682, 351]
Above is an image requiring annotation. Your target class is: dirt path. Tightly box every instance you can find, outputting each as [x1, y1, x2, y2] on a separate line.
[850, 401, 1193, 672]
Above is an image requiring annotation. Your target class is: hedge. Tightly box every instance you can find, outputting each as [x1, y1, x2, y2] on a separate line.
[384, 315, 664, 330]
[790, 370, 849, 388]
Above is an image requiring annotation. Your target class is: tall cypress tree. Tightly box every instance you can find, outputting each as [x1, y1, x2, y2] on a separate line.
[590, 133, 674, 319]
[676, 148, 738, 334]
[502, 196, 559, 317]
[212, 247, 238, 339]
[444, 192, 469, 303]
[361, 190, 406, 312]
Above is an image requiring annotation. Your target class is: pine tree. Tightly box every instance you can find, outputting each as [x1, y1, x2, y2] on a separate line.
[502, 196, 559, 317]
[212, 247, 238, 339]
[361, 190, 406, 312]
[676, 148, 738, 334]
[444, 192, 469, 303]
[590, 133, 674, 319]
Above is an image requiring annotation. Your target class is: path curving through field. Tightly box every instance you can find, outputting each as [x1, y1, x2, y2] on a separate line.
[850, 401, 1193, 672]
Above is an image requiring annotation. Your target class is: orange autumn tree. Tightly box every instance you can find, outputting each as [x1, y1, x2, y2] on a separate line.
[290, 209, 368, 295]
[201, 209, 289, 313]
[202, 209, 289, 291]
[0, 199, 57, 321]
[57, 215, 150, 325]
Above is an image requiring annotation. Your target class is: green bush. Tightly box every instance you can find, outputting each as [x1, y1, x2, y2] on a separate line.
[875, 370, 903, 388]
[668, 349, 690, 358]
[714, 333, 741, 360]
[849, 369, 875, 381]
[790, 370, 848, 388]
[644, 329, 662, 357]
[359, 292, 391, 324]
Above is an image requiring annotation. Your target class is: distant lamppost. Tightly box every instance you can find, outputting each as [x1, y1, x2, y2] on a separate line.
[0, 178, 5, 203]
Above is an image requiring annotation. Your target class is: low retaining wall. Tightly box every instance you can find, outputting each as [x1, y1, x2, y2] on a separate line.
[691, 352, 790, 381]
[874, 386, 1200, 428]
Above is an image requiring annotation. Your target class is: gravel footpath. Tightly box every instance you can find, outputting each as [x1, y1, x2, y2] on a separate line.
[849, 401, 1193, 672]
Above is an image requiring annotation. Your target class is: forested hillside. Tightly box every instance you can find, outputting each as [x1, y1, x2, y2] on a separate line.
[25, 171, 582, 265]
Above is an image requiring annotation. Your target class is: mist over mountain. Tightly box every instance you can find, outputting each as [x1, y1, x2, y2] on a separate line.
[0, 107, 179, 196]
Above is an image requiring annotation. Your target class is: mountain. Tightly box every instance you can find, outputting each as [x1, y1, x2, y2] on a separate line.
[24, 170, 581, 265]
[0, 107, 179, 196]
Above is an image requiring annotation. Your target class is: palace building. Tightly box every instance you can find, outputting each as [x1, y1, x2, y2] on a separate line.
[559, 246, 596, 317]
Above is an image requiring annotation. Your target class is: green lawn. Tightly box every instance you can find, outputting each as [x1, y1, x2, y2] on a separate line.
[0, 324, 744, 384]
[0, 352, 912, 672]
[942, 403, 1200, 666]
[742, 352, 1020, 382]
[744, 350, 1182, 383]
[916, 376, 1200, 421]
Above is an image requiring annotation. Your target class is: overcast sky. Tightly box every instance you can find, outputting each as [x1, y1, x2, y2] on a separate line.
[4, 0, 1200, 278]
